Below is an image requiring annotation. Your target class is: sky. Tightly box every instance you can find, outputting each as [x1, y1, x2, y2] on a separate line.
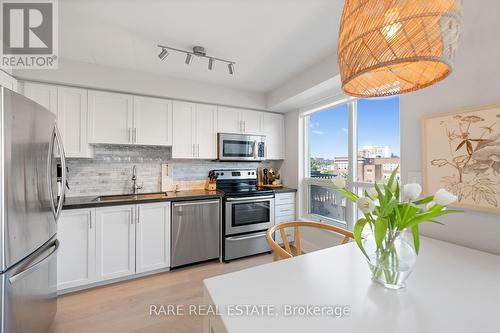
[309, 96, 400, 159]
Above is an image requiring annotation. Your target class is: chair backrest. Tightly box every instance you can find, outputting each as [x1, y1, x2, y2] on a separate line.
[265, 221, 354, 260]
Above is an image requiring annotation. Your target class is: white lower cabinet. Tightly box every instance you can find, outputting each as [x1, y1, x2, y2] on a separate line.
[274, 192, 296, 245]
[136, 202, 171, 273]
[57, 208, 96, 290]
[95, 205, 136, 281]
[57, 202, 171, 292]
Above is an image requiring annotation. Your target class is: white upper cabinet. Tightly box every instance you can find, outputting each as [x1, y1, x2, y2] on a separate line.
[172, 101, 196, 159]
[241, 110, 263, 134]
[195, 104, 217, 159]
[136, 202, 171, 274]
[263, 113, 285, 160]
[57, 208, 96, 291]
[23, 82, 58, 115]
[217, 106, 241, 133]
[95, 205, 136, 281]
[88, 90, 134, 144]
[172, 101, 217, 159]
[217, 106, 263, 134]
[0, 71, 17, 92]
[134, 96, 172, 146]
[57, 87, 89, 157]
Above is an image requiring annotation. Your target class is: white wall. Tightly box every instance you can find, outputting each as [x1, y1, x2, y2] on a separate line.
[401, 0, 500, 255]
[13, 59, 267, 110]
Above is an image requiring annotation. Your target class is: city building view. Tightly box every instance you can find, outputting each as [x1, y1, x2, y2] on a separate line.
[308, 97, 400, 223]
[310, 144, 400, 182]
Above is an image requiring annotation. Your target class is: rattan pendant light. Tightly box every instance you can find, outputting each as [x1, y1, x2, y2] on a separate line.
[338, 0, 463, 97]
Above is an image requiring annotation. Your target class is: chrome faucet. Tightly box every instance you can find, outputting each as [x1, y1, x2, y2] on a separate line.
[131, 165, 143, 194]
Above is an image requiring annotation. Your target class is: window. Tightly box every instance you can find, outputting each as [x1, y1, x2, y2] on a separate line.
[303, 96, 400, 229]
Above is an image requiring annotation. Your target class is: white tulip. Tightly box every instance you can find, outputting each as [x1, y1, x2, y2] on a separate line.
[357, 197, 375, 214]
[389, 180, 399, 193]
[366, 187, 378, 199]
[425, 201, 436, 210]
[433, 189, 458, 206]
[402, 183, 422, 201]
[332, 176, 346, 188]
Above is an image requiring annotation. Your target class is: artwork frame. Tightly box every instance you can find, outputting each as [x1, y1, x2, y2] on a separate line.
[422, 103, 500, 214]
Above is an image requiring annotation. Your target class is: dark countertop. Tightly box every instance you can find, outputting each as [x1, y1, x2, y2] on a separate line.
[259, 186, 297, 193]
[63, 190, 224, 210]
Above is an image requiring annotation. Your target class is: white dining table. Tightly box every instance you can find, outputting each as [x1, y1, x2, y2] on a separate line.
[203, 237, 500, 333]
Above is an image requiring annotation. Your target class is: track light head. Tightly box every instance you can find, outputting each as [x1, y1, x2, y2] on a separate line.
[228, 63, 235, 75]
[185, 53, 193, 65]
[208, 58, 215, 70]
[158, 48, 169, 60]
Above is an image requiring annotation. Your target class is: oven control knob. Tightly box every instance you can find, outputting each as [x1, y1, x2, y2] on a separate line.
[252, 172, 255, 175]
[221, 172, 224, 176]
[248, 172, 251, 175]
[216, 172, 219, 176]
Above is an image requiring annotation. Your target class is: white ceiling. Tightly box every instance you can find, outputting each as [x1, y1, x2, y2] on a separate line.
[59, 0, 343, 93]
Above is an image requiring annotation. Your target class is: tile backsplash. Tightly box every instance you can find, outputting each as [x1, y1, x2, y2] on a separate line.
[65, 145, 283, 197]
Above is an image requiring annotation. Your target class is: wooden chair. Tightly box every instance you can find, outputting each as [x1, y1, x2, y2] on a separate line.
[265, 221, 354, 261]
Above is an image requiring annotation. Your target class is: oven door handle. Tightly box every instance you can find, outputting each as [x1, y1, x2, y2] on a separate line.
[226, 232, 267, 241]
[226, 195, 274, 202]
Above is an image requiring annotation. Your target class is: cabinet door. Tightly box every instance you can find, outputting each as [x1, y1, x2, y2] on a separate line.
[88, 90, 133, 144]
[263, 112, 284, 160]
[95, 205, 135, 281]
[0, 71, 17, 91]
[23, 82, 58, 115]
[57, 87, 89, 158]
[241, 110, 263, 134]
[217, 106, 241, 133]
[136, 202, 171, 273]
[57, 209, 96, 290]
[134, 96, 172, 146]
[195, 104, 217, 159]
[172, 101, 195, 158]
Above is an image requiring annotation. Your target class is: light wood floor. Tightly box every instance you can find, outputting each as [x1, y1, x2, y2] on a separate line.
[50, 254, 272, 333]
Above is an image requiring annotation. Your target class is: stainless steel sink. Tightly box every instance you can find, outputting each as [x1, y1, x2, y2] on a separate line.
[94, 192, 168, 202]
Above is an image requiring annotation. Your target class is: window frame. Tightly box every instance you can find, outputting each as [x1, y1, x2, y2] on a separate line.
[301, 98, 399, 230]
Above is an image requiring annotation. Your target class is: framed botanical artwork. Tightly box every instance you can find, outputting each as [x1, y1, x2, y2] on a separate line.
[422, 103, 500, 213]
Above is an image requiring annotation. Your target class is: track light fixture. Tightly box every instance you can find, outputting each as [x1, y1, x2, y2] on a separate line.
[158, 48, 169, 60]
[157, 44, 235, 75]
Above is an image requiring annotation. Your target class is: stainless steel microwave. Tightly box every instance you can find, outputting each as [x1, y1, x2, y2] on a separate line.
[217, 133, 266, 161]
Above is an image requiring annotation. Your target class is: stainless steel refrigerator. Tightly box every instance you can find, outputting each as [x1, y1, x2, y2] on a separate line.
[0, 87, 67, 333]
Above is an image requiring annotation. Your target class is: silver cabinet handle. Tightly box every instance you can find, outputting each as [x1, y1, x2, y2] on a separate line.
[133, 128, 137, 143]
[192, 144, 195, 157]
[197, 144, 200, 158]
[137, 208, 140, 224]
[244, 121, 246, 133]
[9, 239, 59, 284]
[47, 128, 56, 219]
[128, 128, 132, 143]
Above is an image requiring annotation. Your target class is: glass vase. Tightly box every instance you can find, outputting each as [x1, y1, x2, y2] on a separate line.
[363, 229, 417, 289]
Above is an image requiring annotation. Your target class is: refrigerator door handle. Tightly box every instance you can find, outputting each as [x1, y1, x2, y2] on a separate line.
[9, 239, 60, 285]
[55, 125, 67, 221]
[47, 125, 67, 221]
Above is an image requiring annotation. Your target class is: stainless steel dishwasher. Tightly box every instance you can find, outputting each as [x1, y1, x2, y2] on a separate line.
[171, 199, 220, 267]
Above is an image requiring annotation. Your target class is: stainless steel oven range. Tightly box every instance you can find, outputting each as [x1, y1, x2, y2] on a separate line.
[213, 169, 274, 262]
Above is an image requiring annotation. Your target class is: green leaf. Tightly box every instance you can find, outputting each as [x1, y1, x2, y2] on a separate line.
[405, 209, 461, 230]
[374, 182, 385, 204]
[353, 218, 369, 259]
[374, 218, 388, 249]
[387, 166, 399, 191]
[334, 188, 358, 203]
[412, 225, 420, 254]
[413, 195, 434, 205]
